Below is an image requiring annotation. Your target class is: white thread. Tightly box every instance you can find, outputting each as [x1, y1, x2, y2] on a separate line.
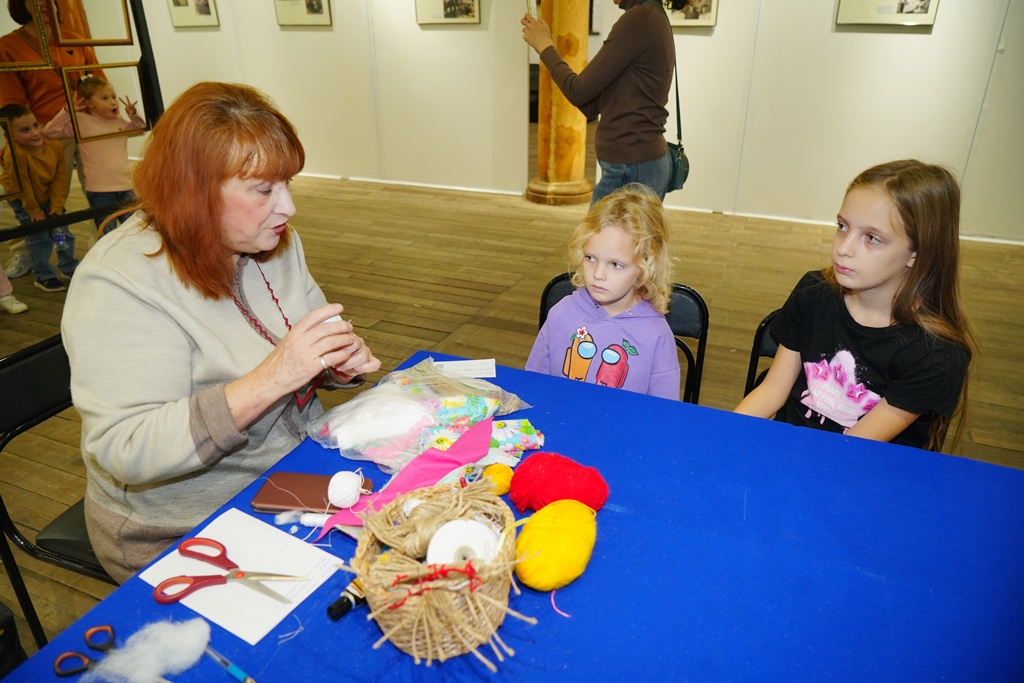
[299, 513, 332, 527]
[328, 471, 364, 508]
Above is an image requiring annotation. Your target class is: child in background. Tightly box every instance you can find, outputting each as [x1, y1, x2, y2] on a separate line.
[44, 75, 145, 234]
[734, 159, 973, 451]
[0, 103, 76, 293]
[0, 266, 28, 316]
[526, 183, 680, 400]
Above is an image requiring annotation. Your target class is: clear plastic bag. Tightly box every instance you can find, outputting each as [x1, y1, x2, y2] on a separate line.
[307, 358, 529, 473]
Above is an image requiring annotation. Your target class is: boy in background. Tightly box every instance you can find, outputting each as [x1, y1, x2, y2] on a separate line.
[0, 103, 77, 292]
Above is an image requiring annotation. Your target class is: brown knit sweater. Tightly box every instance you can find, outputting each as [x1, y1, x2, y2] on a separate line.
[539, 0, 674, 165]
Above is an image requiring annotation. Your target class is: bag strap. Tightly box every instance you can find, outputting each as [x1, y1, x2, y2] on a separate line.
[673, 63, 683, 148]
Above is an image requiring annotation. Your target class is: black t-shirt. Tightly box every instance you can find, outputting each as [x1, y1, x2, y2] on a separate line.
[772, 272, 969, 449]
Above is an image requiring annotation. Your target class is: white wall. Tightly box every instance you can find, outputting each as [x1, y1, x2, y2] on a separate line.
[961, 1, 1022, 242]
[136, 0, 1020, 240]
[140, 0, 525, 192]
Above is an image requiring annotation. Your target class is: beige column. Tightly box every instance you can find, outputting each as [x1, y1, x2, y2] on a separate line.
[525, 0, 592, 205]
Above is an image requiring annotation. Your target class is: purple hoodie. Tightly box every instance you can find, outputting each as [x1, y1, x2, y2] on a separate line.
[526, 288, 681, 400]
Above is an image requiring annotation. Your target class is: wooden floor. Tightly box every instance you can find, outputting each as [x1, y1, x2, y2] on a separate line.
[2, 175, 1022, 659]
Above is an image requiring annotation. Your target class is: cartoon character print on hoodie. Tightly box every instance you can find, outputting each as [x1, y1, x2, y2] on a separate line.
[527, 288, 680, 401]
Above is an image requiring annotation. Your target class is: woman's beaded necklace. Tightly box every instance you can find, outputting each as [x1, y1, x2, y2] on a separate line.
[232, 260, 321, 407]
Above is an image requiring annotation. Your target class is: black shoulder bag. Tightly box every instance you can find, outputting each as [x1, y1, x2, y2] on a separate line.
[667, 63, 690, 191]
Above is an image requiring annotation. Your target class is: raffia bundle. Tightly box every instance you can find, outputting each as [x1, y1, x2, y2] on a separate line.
[351, 479, 536, 672]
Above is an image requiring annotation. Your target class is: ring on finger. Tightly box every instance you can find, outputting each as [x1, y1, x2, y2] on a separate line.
[319, 356, 329, 372]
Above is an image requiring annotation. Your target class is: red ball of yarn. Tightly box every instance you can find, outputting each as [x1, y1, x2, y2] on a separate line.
[509, 452, 608, 514]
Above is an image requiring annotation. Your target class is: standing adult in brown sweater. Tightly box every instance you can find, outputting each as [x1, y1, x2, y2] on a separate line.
[523, 1, 685, 204]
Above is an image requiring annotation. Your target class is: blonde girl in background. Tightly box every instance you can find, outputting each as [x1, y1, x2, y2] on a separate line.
[44, 75, 145, 234]
[735, 159, 973, 451]
[527, 183, 681, 400]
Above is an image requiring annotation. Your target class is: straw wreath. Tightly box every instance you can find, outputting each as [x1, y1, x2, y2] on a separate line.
[351, 479, 536, 672]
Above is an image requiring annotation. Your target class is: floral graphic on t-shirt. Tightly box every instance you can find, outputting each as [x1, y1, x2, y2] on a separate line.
[799, 350, 881, 429]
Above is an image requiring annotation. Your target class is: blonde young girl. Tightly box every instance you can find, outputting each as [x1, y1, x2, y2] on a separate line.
[43, 75, 145, 233]
[526, 183, 681, 400]
[735, 160, 973, 451]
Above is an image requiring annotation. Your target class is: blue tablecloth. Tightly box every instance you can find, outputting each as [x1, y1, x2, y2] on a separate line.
[11, 351, 1024, 681]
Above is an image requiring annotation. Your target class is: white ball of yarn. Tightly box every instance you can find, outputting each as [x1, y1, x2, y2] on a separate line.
[328, 471, 364, 508]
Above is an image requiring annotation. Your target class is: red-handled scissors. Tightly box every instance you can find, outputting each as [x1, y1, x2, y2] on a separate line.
[153, 537, 306, 605]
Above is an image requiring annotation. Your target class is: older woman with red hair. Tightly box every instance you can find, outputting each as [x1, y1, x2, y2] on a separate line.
[61, 82, 380, 583]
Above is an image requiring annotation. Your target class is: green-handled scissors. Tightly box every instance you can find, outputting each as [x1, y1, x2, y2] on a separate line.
[153, 537, 306, 604]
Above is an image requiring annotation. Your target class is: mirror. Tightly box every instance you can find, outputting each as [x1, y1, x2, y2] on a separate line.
[0, 0, 52, 71]
[0, 117, 25, 199]
[61, 61, 148, 142]
[50, 0, 133, 46]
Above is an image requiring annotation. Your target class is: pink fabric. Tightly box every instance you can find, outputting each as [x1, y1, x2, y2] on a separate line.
[313, 417, 494, 540]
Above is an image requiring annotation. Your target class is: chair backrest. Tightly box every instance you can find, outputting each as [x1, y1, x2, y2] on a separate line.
[0, 335, 113, 648]
[743, 309, 781, 396]
[536, 274, 710, 404]
[538, 272, 575, 329]
[666, 283, 710, 404]
[0, 335, 72, 438]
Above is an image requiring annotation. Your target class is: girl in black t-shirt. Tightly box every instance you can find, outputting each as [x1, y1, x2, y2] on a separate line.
[735, 160, 974, 452]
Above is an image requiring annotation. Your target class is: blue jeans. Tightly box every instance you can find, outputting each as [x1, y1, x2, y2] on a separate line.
[591, 151, 672, 205]
[87, 189, 136, 233]
[8, 199, 79, 282]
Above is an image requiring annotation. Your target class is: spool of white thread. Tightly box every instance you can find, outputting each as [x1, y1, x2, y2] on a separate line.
[299, 513, 332, 528]
[425, 519, 500, 566]
[328, 471, 364, 508]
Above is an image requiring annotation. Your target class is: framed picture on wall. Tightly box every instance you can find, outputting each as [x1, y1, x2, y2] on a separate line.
[165, 0, 220, 28]
[415, 0, 481, 25]
[836, 0, 939, 26]
[51, 0, 134, 47]
[0, 0, 52, 71]
[61, 63, 151, 143]
[275, 0, 332, 26]
[668, 0, 718, 27]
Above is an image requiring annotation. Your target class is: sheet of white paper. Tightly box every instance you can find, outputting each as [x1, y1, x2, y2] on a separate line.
[433, 358, 496, 378]
[139, 507, 338, 645]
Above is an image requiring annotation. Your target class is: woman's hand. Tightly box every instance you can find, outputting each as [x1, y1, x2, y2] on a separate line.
[225, 303, 375, 429]
[521, 13, 554, 54]
[258, 303, 362, 393]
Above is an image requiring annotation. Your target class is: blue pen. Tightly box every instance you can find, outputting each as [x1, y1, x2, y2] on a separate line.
[206, 646, 256, 683]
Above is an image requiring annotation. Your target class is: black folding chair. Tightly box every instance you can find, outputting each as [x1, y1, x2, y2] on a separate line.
[537, 274, 710, 404]
[0, 335, 114, 648]
[743, 309, 780, 396]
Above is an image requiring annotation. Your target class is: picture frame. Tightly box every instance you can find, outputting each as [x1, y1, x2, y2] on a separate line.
[836, 0, 939, 26]
[0, 0, 52, 72]
[0, 118, 25, 201]
[415, 0, 481, 25]
[165, 0, 219, 28]
[668, 0, 718, 28]
[275, 0, 332, 27]
[50, 0, 134, 47]
[60, 63, 151, 144]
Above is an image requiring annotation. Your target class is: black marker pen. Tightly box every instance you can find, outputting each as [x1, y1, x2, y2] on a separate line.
[327, 579, 367, 620]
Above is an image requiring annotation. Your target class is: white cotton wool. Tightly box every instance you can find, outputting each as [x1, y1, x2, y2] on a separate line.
[81, 617, 210, 683]
[327, 383, 434, 449]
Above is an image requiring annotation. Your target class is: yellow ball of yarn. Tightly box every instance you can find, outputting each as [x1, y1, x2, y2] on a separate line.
[483, 463, 514, 496]
[514, 499, 596, 591]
